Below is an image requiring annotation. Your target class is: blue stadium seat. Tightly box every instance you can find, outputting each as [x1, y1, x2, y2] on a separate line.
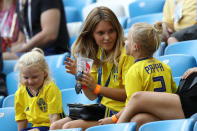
[2, 59, 17, 75]
[2, 94, 15, 108]
[63, 0, 96, 20]
[173, 77, 181, 87]
[61, 88, 97, 116]
[194, 122, 197, 131]
[153, 42, 166, 57]
[0, 96, 4, 107]
[0, 107, 17, 131]
[118, 16, 128, 29]
[64, 7, 82, 23]
[51, 65, 76, 90]
[164, 40, 197, 61]
[126, 13, 163, 29]
[156, 54, 197, 77]
[49, 128, 82, 131]
[85, 122, 137, 131]
[128, 0, 165, 18]
[139, 119, 195, 131]
[69, 35, 77, 49]
[6, 71, 18, 95]
[45, 52, 70, 69]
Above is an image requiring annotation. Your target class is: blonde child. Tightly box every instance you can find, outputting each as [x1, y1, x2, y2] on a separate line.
[50, 6, 134, 130]
[14, 48, 65, 131]
[99, 22, 177, 130]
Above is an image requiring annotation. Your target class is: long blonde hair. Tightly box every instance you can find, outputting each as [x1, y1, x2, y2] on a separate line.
[15, 48, 52, 86]
[130, 22, 163, 57]
[71, 6, 124, 67]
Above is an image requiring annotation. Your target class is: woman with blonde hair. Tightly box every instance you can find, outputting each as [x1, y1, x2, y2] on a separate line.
[50, 6, 134, 130]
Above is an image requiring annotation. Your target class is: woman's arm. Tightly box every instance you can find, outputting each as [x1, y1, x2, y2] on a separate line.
[17, 120, 28, 131]
[13, 8, 60, 52]
[81, 72, 126, 101]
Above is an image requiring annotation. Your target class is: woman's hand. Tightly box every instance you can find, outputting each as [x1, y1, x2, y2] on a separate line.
[64, 57, 77, 75]
[182, 67, 197, 79]
[98, 117, 113, 125]
[81, 72, 97, 91]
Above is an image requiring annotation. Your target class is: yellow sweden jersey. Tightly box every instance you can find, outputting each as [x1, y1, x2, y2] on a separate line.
[15, 81, 65, 127]
[91, 46, 135, 112]
[125, 57, 177, 105]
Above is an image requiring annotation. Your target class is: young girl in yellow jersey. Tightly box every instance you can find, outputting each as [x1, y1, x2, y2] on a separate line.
[14, 48, 65, 131]
[99, 22, 177, 129]
[50, 6, 134, 130]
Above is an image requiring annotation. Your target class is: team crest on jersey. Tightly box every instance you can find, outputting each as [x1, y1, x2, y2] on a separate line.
[37, 98, 47, 112]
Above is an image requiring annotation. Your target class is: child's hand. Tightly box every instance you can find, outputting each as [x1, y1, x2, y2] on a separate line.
[81, 72, 96, 91]
[64, 57, 76, 75]
[98, 117, 113, 125]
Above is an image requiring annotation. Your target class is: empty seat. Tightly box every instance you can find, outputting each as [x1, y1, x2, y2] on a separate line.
[85, 122, 137, 131]
[49, 128, 82, 131]
[2, 59, 17, 75]
[51, 65, 76, 90]
[2, 94, 15, 108]
[195, 123, 197, 131]
[128, 0, 165, 18]
[0, 107, 17, 131]
[139, 119, 195, 131]
[65, 7, 82, 23]
[61, 88, 97, 115]
[164, 40, 197, 61]
[156, 54, 197, 77]
[173, 77, 181, 87]
[126, 13, 163, 29]
[6, 71, 18, 95]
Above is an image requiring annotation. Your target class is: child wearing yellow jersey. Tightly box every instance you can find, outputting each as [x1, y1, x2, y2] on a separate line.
[15, 48, 65, 131]
[99, 22, 177, 130]
[50, 6, 134, 130]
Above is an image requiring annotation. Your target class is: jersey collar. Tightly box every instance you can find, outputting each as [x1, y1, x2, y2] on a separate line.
[135, 57, 149, 63]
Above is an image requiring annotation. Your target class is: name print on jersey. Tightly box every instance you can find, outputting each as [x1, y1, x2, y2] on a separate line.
[144, 63, 164, 74]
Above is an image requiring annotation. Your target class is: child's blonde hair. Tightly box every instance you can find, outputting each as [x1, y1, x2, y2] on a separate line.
[15, 48, 52, 85]
[131, 22, 163, 57]
[71, 6, 124, 67]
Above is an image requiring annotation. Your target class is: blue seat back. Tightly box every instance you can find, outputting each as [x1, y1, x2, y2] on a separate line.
[64, 7, 81, 23]
[139, 119, 195, 131]
[51, 65, 76, 90]
[2, 59, 17, 75]
[126, 13, 163, 29]
[164, 40, 197, 61]
[2, 94, 15, 108]
[194, 122, 197, 131]
[61, 88, 97, 115]
[173, 77, 181, 87]
[156, 54, 197, 77]
[85, 122, 137, 131]
[6, 71, 18, 95]
[49, 128, 82, 131]
[128, 0, 165, 18]
[0, 107, 18, 131]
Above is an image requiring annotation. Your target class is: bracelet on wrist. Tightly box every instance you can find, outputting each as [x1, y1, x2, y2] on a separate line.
[111, 114, 118, 123]
[94, 84, 101, 95]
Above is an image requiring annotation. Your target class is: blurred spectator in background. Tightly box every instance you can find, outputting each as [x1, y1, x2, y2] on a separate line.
[3, 0, 70, 60]
[162, 0, 197, 45]
[0, 0, 19, 52]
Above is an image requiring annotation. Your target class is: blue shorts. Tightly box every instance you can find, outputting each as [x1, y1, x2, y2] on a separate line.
[20, 126, 49, 131]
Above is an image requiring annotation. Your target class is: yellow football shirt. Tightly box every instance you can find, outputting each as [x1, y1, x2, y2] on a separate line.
[91, 46, 135, 112]
[15, 81, 65, 127]
[125, 57, 177, 105]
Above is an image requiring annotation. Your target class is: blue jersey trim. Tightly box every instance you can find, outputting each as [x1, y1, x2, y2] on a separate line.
[135, 57, 149, 63]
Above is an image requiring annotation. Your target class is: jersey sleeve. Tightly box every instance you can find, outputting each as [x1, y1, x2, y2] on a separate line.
[40, 0, 61, 13]
[125, 68, 142, 105]
[163, 0, 174, 25]
[15, 89, 26, 121]
[46, 82, 63, 114]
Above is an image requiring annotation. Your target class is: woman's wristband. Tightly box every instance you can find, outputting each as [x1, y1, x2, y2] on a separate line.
[94, 84, 101, 95]
[111, 114, 118, 123]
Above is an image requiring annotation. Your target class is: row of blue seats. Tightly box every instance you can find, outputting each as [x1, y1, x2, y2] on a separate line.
[1, 106, 197, 131]
[64, 0, 165, 23]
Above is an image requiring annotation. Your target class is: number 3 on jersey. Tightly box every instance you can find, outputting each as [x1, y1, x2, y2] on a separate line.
[153, 76, 166, 92]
